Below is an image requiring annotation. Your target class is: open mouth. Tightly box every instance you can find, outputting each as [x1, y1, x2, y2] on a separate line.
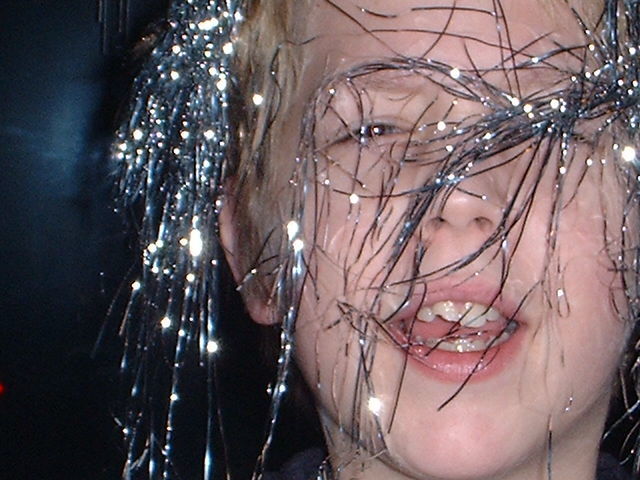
[403, 300, 518, 352]
[386, 297, 523, 381]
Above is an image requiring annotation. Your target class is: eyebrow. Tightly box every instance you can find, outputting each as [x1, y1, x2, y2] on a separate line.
[335, 60, 569, 103]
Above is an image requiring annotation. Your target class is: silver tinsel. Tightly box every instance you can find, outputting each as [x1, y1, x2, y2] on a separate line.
[113, 1, 244, 478]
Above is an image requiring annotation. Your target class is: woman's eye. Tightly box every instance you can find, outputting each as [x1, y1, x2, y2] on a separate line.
[353, 123, 401, 145]
[320, 121, 407, 150]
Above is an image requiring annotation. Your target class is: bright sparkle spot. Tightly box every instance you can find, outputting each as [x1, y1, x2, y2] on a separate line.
[170, 70, 180, 80]
[445, 145, 454, 153]
[161, 316, 172, 329]
[531, 56, 539, 64]
[171, 45, 181, 54]
[252, 93, 264, 106]
[588, 43, 595, 51]
[222, 42, 234, 54]
[132, 129, 143, 140]
[118, 142, 127, 151]
[559, 166, 567, 175]
[292, 238, 304, 252]
[131, 281, 141, 291]
[557, 289, 565, 298]
[550, 99, 560, 109]
[180, 130, 190, 139]
[204, 129, 215, 140]
[449, 67, 461, 79]
[508, 96, 520, 107]
[216, 76, 228, 91]
[186, 273, 196, 283]
[622, 146, 636, 162]
[349, 193, 360, 204]
[147, 243, 158, 254]
[586, 158, 593, 167]
[170, 393, 179, 402]
[198, 18, 219, 31]
[277, 384, 287, 394]
[436, 121, 446, 131]
[286, 220, 299, 240]
[523, 104, 533, 114]
[179, 237, 189, 247]
[630, 46, 637, 55]
[189, 229, 203, 257]
[368, 396, 383, 415]
[206, 340, 219, 354]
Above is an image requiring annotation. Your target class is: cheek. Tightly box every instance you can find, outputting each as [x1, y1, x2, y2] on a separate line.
[530, 179, 630, 410]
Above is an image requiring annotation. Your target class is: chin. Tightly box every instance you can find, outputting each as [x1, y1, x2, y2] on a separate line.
[377, 402, 542, 480]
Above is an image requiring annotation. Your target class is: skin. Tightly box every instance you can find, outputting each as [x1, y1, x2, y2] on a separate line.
[223, 1, 631, 479]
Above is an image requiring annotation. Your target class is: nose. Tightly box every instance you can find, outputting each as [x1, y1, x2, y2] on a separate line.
[420, 174, 505, 264]
[431, 181, 501, 235]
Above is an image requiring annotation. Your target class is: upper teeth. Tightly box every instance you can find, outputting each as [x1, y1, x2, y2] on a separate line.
[417, 301, 502, 327]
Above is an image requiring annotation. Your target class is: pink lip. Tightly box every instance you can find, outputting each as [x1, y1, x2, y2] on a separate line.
[384, 280, 527, 383]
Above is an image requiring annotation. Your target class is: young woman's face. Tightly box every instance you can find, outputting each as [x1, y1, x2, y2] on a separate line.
[265, 1, 631, 478]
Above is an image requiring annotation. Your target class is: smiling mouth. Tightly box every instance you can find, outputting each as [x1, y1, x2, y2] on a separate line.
[386, 298, 523, 380]
[401, 300, 519, 353]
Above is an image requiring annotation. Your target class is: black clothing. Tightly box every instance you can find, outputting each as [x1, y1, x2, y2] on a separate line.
[597, 453, 633, 480]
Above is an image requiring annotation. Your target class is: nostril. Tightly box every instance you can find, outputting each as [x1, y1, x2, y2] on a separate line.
[474, 216, 494, 232]
[430, 215, 494, 232]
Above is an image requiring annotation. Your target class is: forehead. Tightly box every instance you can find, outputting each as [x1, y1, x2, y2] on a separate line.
[298, 0, 586, 90]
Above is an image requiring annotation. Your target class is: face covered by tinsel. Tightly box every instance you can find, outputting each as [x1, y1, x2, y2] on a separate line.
[224, 1, 639, 479]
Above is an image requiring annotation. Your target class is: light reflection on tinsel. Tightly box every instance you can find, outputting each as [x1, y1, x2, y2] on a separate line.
[113, 1, 245, 478]
[112, 0, 640, 479]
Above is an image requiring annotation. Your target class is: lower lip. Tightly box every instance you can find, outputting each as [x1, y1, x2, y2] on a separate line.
[388, 323, 525, 383]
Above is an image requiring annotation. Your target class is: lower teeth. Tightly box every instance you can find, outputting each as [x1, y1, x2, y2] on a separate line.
[411, 322, 517, 353]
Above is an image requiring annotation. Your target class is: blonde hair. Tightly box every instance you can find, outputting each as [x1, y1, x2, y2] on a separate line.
[229, 0, 312, 297]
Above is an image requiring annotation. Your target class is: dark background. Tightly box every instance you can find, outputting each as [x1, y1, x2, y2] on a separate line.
[0, 1, 169, 478]
[0, 2, 323, 478]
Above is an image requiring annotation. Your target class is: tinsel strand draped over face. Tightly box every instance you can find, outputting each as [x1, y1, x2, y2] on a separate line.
[113, 0, 640, 479]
